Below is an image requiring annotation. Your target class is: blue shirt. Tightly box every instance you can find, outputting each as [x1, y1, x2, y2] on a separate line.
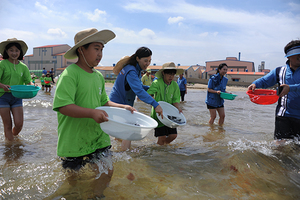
[109, 64, 159, 108]
[177, 76, 187, 91]
[42, 69, 47, 75]
[205, 73, 228, 107]
[253, 61, 300, 119]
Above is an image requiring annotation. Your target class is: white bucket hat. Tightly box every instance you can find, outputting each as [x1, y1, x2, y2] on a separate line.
[0, 38, 28, 55]
[64, 28, 116, 59]
[155, 62, 184, 78]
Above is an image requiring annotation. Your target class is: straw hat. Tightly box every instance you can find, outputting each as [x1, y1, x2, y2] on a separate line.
[155, 62, 184, 78]
[64, 28, 116, 59]
[113, 56, 130, 75]
[0, 38, 28, 55]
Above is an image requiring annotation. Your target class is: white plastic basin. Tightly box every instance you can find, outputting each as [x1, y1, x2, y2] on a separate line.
[96, 106, 158, 141]
[156, 101, 186, 128]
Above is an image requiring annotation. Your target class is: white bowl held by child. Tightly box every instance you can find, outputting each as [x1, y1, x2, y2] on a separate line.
[96, 106, 158, 140]
[156, 101, 186, 128]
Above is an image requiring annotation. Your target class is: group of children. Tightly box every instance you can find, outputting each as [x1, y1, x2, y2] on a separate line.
[1, 27, 299, 199]
[31, 73, 52, 92]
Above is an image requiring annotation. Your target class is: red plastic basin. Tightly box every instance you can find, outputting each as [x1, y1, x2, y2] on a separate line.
[246, 89, 279, 105]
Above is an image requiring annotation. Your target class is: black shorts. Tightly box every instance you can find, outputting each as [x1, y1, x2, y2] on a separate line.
[154, 126, 177, 137]
[207, 104, 224, 109]
[61, 146, 112, 171]
[274, 116, 300, 140]
[45, 85, 51, 88]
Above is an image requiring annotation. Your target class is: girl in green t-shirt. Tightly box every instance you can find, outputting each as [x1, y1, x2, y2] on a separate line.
[0, 38, 32, 141]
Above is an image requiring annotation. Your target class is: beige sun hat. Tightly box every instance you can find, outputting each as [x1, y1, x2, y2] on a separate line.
[0, 38, 28, 55]
[64, 28, 116, 59]
[113, 56, 130, 75]
[155, 62, 184, 78]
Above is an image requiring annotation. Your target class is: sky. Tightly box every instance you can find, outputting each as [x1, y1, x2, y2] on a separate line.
[0, 0, 299, 71]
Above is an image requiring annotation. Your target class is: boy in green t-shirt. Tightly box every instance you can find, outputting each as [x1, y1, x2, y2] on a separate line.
[52, 28, 135, 199]
[39, 74, 45, 90]
[147, 62, 184, 145]
[44, 73, 52, 92]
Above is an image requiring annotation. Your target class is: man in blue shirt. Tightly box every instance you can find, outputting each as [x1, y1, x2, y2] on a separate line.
[177, 73, 187, 102]
[42, 68, 47, 75]
[248, 40, 300, 141]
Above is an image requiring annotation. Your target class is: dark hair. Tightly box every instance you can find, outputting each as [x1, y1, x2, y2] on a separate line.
[216, 63, 228, 74]
[127, 47, 152, 66]
[2, 42, 24, 60]
[163, 69, 177, 75]
[75, 43, 91, 57]
[284, 40, 300, 54]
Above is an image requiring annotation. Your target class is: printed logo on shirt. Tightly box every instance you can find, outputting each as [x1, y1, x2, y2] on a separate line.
[99, 88, 102, 95]
[170, 94, 173, 99]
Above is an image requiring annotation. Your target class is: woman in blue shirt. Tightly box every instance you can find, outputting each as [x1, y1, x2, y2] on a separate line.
[205, 63, 228, 126]
[248, 40, 300, 141]
[110, 47, 163, 150]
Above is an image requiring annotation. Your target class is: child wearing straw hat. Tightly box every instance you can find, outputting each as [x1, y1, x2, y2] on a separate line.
[0, 38, 32, 141]
[52, 28, 136, 199]
[147, 62, 183, 145]
[141, 68, 152, 86]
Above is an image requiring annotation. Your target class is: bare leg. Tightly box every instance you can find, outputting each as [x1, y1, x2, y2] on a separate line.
[0, 108, 14, 141]
[11, 106, 24, 136]
[216, 107, 225, 126]
[208, 109, 217, 125]
[157, 134, 177, 145]
[121, 140, 131, 151]
[45, 163, 113, 199]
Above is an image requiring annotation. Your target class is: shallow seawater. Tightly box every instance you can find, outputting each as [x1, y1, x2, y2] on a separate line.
[1, 86, 300, 199]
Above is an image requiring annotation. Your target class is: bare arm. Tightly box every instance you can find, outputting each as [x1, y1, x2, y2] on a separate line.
[208, 88, 221, 95]
[172, 102, 182, 113]
[104, 101, 136, 113]
[0, 83, 10, 91]
[59, 104, 109, 123]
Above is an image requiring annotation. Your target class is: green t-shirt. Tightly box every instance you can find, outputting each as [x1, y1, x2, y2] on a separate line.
[44, 77, 52, 85]
[147, 78, 180, 128]
[0, 59, 32, 97]
[39, 77, 45, 85]
[53, 64, 111, 157]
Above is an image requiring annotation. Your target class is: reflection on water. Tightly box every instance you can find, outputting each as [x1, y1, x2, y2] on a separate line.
[0, 86, 300, 199]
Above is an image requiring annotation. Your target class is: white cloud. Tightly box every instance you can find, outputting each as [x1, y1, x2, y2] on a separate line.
[138, 28, 156, 39]
[35, 2, 48, 11]
[82, 9, 107, 22]
[168, 16, 184, 24]
[288, 2, 300, 11]
[47, 28, 67, 38]
[0, 29, 34, 42]
[199, 32, 208, 37]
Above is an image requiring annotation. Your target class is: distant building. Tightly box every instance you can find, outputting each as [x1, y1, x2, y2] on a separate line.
[186, 65, 206, 79]
[23, 44, 76, 76]
[206, 57, 255, 72]
[226, 71, 267, 83]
